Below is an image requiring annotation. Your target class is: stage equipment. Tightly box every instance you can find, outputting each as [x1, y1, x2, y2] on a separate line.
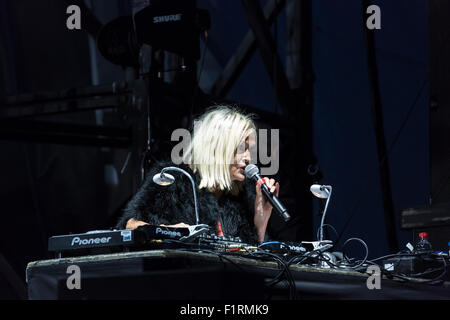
[97, 0, 211, 67]
[27, 247, 450, 300]
[96, 16, 140, 68]
[401, 203, 450, 229]
[47, 224, 212, 257]
[47, 225, 336, 259]
[401, 202, 450, 251]
[153, 166, 200, 225]
[310, 184, 332, 241]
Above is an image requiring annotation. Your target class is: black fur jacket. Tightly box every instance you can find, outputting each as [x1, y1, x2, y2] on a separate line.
[115, 161, 259, 244]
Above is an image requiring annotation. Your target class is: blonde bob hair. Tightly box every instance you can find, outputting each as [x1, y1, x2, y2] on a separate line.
[183, 105, 256, 192]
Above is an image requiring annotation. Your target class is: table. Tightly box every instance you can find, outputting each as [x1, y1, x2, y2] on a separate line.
[26, 249, 450, 300]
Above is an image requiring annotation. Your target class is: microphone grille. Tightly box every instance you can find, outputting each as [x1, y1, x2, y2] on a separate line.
[244, 164, 259, 179]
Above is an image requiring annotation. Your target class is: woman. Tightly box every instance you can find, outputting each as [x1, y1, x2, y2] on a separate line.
[115, 105, 280, 244]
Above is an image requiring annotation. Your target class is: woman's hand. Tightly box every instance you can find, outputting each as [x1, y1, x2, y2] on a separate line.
[126, 218, 190, 229]
[254, 177, 280, 243]
[125, 218, 149, 229]
[160, 223, 190, 228]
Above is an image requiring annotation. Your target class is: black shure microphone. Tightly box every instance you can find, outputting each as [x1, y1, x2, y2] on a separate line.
[245, 164, 291, 222]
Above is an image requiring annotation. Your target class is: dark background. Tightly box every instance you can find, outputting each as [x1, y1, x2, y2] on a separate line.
[0, 0, 448, 299]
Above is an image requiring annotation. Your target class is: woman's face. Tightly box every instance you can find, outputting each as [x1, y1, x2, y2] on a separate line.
[230, 133, 256, 182]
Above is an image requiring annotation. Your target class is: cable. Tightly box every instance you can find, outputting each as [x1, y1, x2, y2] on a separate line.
[167, 241, 299, 299]
[157, 235, 448, 297]
[190, 31, 209, 118]
[273, 0, 279, 114]
[362, 250, 449, 285]
[196, 31, 209, 90]
[314, 251, 341, 268]
[336, 78, 428, 245]
[368, 252, 413, 263]
[165, 244, 256, 275]
[315, 223, 339, 242]
[196, 249, 254, 275]
[398, 256, 448, 285]
[363, 259, 410, 282]
[258, 241, 282, 248]
[341, 238, 369, 269]
[249, 250, 297, 300]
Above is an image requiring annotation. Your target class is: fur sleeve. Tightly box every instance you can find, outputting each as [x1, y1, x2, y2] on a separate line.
[115, 161, 180, 229]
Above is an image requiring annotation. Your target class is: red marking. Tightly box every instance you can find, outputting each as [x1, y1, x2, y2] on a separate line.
[216, 221, 224, 237]
[419, 232, 428, 239]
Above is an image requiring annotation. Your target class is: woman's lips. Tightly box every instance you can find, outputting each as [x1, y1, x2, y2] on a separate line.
[239, 168, 245, 174]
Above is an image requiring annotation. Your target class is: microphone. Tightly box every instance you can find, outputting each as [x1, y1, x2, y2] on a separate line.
[245, 164, 291, 222]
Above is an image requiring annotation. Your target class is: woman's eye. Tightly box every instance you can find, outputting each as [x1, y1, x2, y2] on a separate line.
[236, 144, 246, 153]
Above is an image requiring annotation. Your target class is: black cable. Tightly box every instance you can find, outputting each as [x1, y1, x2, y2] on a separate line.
[273, 0, 279, 114]
[197, 249, 254, 275]
[258, 250, 297, 300]
[401, 266, 446, 278]
[191, 32, 209, 117]
[196, 32, 209, 91]
[170, 245, 256, 275]
[160, 237, 448, 296]
[364, 251, 449, 285]
[291, 249, 322, 266]
[141, 239, 304, 299]
[326, 238, 369, 269]
[400, 256, 448, 285]
[314, 251, 341, 268]
[172, 243, 299, 299]
[249, 250, 297, 300]
[250, 254, 289, 296]
[363, 260, 410, 282]
[336, 78, 428, 245]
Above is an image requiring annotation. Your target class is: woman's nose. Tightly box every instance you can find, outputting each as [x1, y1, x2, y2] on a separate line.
[243, 150, 251, 165]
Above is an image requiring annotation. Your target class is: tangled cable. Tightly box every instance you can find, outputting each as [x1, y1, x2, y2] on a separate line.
[160, 234, 449, 300]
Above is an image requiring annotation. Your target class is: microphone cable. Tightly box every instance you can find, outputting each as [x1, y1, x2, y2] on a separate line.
[335, 78, 428, 246]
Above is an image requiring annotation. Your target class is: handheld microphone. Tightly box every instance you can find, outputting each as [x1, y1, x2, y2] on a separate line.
[245, 164, 291, 222]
